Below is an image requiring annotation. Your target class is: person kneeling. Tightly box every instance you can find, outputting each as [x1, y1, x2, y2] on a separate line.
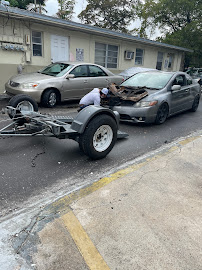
[78, 88, 108, 112]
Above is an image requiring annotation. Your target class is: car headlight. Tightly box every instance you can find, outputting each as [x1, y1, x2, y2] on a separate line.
[134, 100, 158, 107]
[20, 83, 39, 89]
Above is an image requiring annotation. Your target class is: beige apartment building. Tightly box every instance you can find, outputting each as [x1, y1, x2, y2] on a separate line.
[0, 4, 192, 94]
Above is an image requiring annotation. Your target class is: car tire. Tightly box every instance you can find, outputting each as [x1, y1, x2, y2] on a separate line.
[42, 89, 58, 108]
[155, 103, 169, 125]
[190, 95, 200, 112]
[79, 114, 117, 159]
[8, 94, 38, 119]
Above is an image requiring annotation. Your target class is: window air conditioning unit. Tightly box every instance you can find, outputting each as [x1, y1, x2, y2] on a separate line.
[124, 51, 134, 60]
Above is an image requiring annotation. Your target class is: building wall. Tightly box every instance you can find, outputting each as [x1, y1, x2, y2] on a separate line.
[0, 16, 183, 94]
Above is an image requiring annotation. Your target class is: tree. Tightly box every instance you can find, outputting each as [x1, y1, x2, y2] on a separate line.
[57, 0, 75, 20]
[28, 0, 47, 14]
[9, 0, 46, 12]
[9, 0, 31, 9]
[78, 0, 138, 33]
[161, 24, 202, 67]
[133, 0, 202, 67]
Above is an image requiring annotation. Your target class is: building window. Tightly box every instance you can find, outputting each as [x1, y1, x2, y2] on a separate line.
[164, 54, 174, 69]
[135, 48, 144, 65]
[156, 52, 163, 70]
[168, 55, 173, 68]
[32, 31, 42, 56]
[95, 42, 118, 68]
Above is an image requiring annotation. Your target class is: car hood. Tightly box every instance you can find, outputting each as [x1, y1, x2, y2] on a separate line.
[10, 73, 52, 83]
[143, 89, 159, 96]
[109, 83, 160, 102]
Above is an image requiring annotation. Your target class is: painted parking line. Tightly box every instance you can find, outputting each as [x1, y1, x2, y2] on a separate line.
[178, 136, 198, 145]
[61, 211, 110, 270]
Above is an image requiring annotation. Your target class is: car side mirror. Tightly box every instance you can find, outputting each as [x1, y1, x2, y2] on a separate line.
[66, 74, 75, 79]
[171, 85, 181, 91]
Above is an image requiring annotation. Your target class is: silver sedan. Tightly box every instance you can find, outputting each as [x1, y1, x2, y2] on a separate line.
[5, 62, 124, 107]
[109, 71, 201, 124]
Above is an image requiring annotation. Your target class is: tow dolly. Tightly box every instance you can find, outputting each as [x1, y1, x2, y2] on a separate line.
[0, 95, 128, 159]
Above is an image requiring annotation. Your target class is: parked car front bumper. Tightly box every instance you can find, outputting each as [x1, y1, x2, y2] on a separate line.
[5, 82, 43, 103]
[112, 105, 158, 123]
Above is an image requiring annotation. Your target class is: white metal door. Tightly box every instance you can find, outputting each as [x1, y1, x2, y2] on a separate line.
[51, 35, 69, 63]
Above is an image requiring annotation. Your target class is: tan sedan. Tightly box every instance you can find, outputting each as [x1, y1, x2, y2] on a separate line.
[5, 62, 123, 107]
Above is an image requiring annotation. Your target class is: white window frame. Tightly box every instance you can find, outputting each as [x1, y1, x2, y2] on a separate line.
[156, 51, 164, 70]
[168, 55, 173, 69]
[95, 42, 118, 69]
[32, 31, 43, 57]
[135, 48, 144, 65]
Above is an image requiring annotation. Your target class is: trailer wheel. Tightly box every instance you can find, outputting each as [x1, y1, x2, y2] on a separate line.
[8, 94, 38, 119]
[79, 114, 117, 159]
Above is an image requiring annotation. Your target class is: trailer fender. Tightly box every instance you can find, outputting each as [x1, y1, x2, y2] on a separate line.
[70, 105, 120, 134]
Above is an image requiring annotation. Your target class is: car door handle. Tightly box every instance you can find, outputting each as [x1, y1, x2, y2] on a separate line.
[83, 80, 88, 83]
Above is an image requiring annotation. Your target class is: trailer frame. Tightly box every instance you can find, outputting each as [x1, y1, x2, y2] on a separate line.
[0, 104, 128, 159]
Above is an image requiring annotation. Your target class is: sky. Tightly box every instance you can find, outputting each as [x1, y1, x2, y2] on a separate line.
[44, 0, 159, 39]
[45, 0, 87, 22]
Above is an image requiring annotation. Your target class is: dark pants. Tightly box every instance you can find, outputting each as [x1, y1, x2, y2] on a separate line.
[77, 104, 90, 112]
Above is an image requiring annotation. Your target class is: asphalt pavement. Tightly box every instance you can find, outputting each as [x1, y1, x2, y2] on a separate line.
[0, 126, 202, 270]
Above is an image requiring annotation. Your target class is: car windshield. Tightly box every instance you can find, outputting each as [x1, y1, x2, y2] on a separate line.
[39, 63, 74, 77]
[121, 72, 173, 90]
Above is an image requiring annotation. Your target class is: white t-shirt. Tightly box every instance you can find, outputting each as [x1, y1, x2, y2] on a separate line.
[79, 88, 100, 106]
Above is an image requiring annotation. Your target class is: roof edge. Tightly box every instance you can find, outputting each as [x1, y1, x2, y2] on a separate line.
[0, 5, 193, 53]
